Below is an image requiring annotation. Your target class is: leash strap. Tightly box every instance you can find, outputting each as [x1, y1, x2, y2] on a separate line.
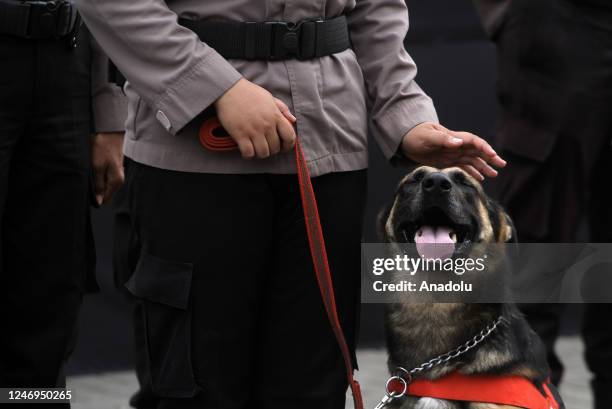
[199, 119, 364, 409]
[294, 139, 364, 409]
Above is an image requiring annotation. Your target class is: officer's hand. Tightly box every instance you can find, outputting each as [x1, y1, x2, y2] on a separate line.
[91, 133, 125, 206]
[214, 78, 297, 159]
[400, 122, 506, 181]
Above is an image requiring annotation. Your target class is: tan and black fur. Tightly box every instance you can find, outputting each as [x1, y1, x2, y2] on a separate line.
[378, 167, 563, 409]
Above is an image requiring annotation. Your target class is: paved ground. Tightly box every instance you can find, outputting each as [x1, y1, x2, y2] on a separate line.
[67, 336, 591, 409]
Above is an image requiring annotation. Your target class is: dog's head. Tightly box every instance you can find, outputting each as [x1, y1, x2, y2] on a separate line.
[379, 166, 515, 258]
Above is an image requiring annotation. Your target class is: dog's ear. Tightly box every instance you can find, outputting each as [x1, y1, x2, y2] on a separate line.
[487, 199, 517, 243]
[503, 210, 518, 243]
[497, 207, 520, 274]
[500, 210, 518, 243]
[377, 202, 394, 242]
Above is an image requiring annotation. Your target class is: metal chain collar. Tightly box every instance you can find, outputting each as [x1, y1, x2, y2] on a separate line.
[399, 315, 507, 379]
[374, 315, 507, 409]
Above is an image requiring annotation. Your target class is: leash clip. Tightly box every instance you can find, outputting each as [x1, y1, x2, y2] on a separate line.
[373, 393, 395, 409]
[373, 374, 409, 409]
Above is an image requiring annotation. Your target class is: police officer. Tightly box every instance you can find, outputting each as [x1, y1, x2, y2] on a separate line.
[0, 0, 126, 402]
[475, 0, 612, 407]
[77, 0, 505, 408]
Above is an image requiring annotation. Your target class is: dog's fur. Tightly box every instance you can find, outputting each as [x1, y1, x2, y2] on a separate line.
[378, 166, 559, 409]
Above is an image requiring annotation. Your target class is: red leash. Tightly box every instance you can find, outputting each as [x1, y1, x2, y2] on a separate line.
[199, 118, 364, 409]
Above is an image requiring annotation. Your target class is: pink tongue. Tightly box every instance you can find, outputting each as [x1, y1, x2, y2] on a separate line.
[414, 226, 455, 260]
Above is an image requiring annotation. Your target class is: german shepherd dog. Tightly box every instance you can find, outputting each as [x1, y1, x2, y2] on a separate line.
[377, 166, 564, 409]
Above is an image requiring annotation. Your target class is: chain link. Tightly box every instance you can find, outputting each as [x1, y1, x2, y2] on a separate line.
[375, 316, 507, 408]
[398, 315, 506, 378]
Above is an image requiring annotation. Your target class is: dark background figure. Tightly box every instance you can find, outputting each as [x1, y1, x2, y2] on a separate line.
[474, 0, 612, 408]
[0, 0, 125, 405]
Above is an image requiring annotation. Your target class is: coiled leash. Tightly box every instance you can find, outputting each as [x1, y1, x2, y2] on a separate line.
[199, 118, 364, 409]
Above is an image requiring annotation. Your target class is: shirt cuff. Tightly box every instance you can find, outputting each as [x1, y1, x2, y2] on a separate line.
[92, 85, 128, 133]
[372, 95, 439, 160]
[154, 50, 242, 136]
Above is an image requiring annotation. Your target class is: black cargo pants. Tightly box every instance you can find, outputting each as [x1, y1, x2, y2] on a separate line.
[0, 28, 94, 403]
[123, 160, 366, 409]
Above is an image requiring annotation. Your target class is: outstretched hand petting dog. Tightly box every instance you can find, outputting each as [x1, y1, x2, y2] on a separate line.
[215, 78, 506, 178]
[401, 122, 506, 181]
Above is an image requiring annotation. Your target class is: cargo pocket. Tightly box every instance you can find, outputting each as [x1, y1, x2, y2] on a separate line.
[125, 251, 199, 398]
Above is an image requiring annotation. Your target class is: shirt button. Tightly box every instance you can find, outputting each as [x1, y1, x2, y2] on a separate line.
[156, 110, 172, 131]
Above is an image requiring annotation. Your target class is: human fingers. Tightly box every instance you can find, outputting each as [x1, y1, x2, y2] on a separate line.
[103, 162, 125, 204]
[235, 135, 255, 159]
[274, 98, 297, 123]
[250, 133, 271, 159]
[458, 155, 498, 178]
[277, 116, 297, 152]
[265, 126, 281, 156]
[458, 164, 484, 181]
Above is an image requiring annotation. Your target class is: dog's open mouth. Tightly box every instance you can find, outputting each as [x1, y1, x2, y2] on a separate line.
[398, 207, 472, 259]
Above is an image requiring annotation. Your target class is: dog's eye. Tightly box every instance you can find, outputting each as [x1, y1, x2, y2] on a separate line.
[452, 172, 476, 189]
[411, 171, 425, 183]
[399, 171, 425, 195]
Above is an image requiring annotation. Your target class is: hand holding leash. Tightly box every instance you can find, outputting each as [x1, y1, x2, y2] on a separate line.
[199, 117, 364, 409]
[213, 78, 296, 158]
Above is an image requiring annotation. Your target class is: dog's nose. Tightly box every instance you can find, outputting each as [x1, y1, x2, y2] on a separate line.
[422, 172, 452, 194]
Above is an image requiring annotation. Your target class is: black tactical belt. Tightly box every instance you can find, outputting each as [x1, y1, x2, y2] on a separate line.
[0, 0, 80, 41]
[179, 16, 351, 61]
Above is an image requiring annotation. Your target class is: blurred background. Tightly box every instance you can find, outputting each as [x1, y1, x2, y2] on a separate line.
[68, 0, 589, 407]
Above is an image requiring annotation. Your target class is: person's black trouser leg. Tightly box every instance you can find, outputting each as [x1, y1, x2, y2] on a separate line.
[497, 139, 612, 398]
[125, 162, 366, 409]
[491, 0, 612, 392]
[491, 137, 586, 385]
[0, 31, 93, 407]
[112, 158, 158, 409]
[583, 141, 612, 409]
[583, 303, 612, 409]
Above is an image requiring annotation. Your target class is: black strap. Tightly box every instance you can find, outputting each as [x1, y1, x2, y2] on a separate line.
[179, 16, 350, 61]
[0, 0, 30, 37]
[0, 0, 79, 39]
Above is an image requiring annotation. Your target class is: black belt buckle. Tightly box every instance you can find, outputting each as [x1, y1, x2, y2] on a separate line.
[23, 0, 75, 39]
[265, 21, 295, 60]
[265, 19, 321, 60]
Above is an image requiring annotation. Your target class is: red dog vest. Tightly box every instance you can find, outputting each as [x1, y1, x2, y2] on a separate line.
[388, 371, 560, 409]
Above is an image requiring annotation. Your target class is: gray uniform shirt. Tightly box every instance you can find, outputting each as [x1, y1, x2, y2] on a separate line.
[76, 0, 438, 176]
[91, 36, 128, 133]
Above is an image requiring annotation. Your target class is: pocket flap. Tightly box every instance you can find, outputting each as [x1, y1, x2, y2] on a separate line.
[125, 251, 193, 310]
